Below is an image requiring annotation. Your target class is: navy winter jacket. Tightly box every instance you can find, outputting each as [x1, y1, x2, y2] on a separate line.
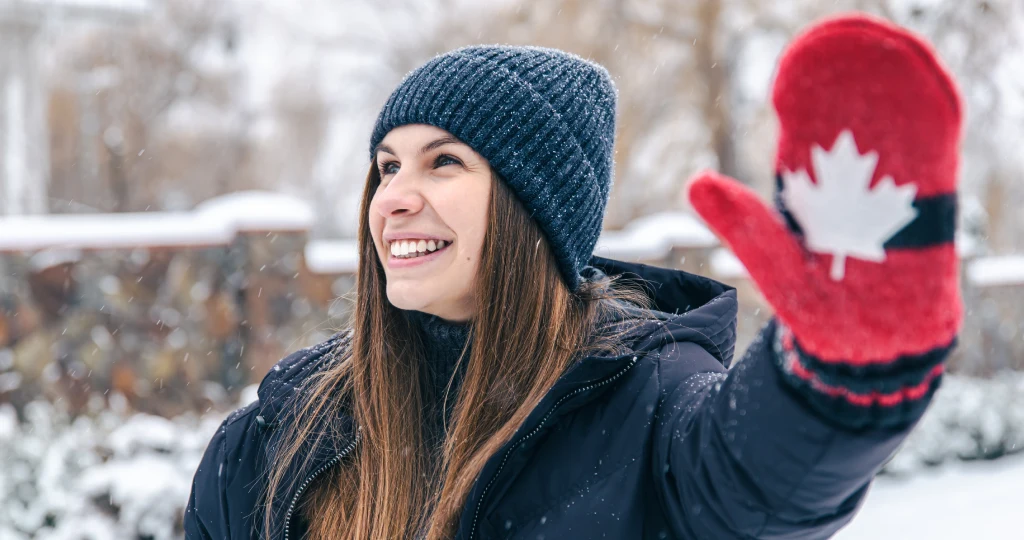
[184, 256, 929, 539]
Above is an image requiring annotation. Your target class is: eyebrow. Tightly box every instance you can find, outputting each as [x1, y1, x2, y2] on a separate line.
[374, 135, 463, 158]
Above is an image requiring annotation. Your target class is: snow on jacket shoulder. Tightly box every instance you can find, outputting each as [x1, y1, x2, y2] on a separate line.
[185, 256, 926, 540]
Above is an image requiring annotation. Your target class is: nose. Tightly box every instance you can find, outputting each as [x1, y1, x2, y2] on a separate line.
[373, 171, 425, 218]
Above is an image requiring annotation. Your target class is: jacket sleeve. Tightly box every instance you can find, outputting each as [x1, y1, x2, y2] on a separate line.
[652, 320, 934, 539]
[184, 401, 260, 540]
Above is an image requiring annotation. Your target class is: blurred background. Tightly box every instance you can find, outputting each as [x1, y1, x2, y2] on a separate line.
[1, 0, 1022, 538]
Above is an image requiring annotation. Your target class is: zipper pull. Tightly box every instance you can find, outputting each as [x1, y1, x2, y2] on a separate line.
[256, 415, 279, 431]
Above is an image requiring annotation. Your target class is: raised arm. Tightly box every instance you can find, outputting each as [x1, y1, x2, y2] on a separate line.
[653, 320, 935, 538]
[653, 12, 962, 539]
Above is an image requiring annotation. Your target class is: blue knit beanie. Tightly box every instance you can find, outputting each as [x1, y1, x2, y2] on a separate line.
[369, 45, 617, 291]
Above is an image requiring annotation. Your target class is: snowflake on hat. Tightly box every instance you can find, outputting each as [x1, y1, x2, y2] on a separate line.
[687, 13, 962, 419]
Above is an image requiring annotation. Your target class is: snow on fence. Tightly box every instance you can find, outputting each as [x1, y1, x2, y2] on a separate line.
[592, 211, 718, 261]
[0, 190, 315, 254]
[304, 239, 360, 275]
[966, 255, 1024, 288]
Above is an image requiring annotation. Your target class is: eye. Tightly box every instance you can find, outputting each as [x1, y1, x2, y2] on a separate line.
[378, 159, 400, 177]
[434, 154, 462, 168]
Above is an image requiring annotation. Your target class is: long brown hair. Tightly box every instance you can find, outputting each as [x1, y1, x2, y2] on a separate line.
[262, 161, 649, 539]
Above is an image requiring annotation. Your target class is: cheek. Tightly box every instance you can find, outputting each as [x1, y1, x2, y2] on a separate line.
[367, 215, 388, 261]
[367, 202, 384, 241]
[457, 187, 491, 262]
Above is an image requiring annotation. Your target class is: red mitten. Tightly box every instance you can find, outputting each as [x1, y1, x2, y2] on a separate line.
[688, 14, 962, 427]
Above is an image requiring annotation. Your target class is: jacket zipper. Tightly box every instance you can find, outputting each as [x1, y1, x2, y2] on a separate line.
[282, 428, 362, 540]
[469, 355, 639, 539]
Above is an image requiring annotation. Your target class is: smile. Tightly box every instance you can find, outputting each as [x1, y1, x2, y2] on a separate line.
[386, 239, 453, 268]
[389, 239, 448, 258]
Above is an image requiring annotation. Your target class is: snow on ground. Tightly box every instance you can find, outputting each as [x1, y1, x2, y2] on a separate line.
[836, 453, 1024, 539]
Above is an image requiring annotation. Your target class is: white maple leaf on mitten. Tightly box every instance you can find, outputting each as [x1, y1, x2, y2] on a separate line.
[781, 130, 919, 281]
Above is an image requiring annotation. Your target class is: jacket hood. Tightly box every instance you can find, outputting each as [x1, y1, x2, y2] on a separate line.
[584, 255, 738, 367]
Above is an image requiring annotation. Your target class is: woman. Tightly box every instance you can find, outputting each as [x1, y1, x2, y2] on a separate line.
[185, 13, 962, 539]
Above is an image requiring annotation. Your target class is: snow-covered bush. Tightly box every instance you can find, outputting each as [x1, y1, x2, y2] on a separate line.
[883, 371, 1024, 475]
[0, 386, 256, 540]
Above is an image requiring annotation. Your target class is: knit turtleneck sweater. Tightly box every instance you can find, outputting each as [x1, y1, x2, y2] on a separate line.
[405, 310, 472, 454]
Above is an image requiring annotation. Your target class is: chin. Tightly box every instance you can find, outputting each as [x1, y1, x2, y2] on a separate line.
[385, 283, 434, 313]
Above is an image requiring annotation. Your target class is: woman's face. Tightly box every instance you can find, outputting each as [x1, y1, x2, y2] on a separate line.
[369, 124, 493, 322]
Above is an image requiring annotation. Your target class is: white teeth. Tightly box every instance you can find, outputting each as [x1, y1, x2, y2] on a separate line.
[389, 239, 451, 258]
